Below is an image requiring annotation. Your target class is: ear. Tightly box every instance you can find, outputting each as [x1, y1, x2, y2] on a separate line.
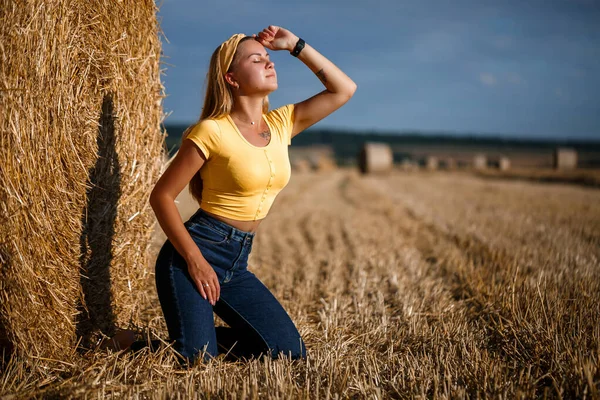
[224, 72, 238, 88]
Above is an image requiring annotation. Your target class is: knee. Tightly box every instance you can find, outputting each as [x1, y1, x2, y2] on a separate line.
[174, 340, 218, 366]
[271, 336, 307, 361]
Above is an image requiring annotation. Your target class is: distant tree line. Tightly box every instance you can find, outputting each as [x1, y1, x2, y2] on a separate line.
[163, 123, 600, 163]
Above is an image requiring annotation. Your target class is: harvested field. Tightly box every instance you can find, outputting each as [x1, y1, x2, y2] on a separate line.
[2, 169, 599, 398]
[475, 167, 600, 189]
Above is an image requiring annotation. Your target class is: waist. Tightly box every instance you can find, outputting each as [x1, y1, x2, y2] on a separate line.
[187, 208, 257, 242]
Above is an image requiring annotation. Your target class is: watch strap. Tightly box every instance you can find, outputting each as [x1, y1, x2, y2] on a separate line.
[290, 38, 305, 57]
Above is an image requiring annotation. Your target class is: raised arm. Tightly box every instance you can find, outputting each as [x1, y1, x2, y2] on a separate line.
[255, 26, 357, 137]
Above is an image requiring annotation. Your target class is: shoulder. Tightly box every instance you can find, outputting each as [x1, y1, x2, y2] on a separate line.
[265, 105, 295, 145]
[183, 119, 222, 159]
[185, 119, 221, 138]
[265, 104, 295, 126]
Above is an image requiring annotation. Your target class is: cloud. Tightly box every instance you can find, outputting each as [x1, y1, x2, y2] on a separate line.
[479, 73, 497, 86]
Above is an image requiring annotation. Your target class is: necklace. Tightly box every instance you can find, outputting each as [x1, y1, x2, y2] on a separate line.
[232, 114, 258, 126]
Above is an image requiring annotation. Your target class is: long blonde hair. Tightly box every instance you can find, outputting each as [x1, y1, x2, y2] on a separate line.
[183, 36, 270, 205]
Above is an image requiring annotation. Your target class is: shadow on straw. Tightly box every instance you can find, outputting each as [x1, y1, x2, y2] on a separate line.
[76, 93, 121, 350]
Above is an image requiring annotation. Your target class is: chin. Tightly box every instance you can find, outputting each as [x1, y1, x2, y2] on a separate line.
[260, 82, 278, 95]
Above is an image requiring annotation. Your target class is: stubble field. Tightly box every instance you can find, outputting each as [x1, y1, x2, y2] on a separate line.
[2, 168, 599, 398]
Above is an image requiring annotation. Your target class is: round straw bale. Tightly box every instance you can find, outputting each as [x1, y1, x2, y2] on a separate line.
[291, 158, 312, 172]
[499, 156, 511, 171]
[473, 154, 487, 170]
[399, 159, 419, 172]
[553, 148, 577, 170]
[0, 1, 166, 361]
[441, 158, 457, 170]
[359, 143, 393, 174]
[314, 155, 337, 172]
[426, 156, 438, 170]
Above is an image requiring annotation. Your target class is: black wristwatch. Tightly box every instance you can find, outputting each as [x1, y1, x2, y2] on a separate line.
[290, 38, 305, 57]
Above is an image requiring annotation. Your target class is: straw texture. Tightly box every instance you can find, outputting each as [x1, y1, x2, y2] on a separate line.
[0, 0, 166, 360]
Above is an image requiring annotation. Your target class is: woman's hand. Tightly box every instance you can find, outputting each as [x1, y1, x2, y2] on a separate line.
[254, 25, 298, 52]
[186, 255, 220, 306]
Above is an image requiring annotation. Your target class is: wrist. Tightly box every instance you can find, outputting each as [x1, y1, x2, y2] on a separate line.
[287, 35, 300, 52]
[290, 37, 305, 57]
[182, 247, 202, 264]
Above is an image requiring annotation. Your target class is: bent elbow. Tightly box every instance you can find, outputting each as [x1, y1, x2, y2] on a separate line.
[149, 188, 163, 210]
[342, 81, 357, 103]
[349, 81, 357, 97]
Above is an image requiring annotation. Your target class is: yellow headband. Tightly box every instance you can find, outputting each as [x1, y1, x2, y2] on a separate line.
[219, 33, 247, 75]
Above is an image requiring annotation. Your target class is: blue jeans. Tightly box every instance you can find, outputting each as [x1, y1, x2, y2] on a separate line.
[155, 208, 307, 364]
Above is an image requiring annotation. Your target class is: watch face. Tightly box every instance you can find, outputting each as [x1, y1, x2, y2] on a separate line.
[292, 39, 305, 56]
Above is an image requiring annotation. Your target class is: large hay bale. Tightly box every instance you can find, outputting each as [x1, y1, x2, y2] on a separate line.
[554, 148, 577, 170]
[0, 0, 166, 361]
[359, 143, 393, 174]
[473, 154, 487, 170]
[499, 156, 511, 171]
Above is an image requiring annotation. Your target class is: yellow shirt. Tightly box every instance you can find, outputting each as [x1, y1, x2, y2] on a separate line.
[185, 104, 295, 221]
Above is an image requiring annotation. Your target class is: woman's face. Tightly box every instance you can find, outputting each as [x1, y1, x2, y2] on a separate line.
[228, 39, 277, 95]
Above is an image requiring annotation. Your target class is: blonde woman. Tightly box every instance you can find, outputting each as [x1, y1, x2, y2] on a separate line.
[150, 25, 356, 364]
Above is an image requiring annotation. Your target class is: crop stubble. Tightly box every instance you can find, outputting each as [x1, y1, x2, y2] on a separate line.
[2, 169, 598, 398]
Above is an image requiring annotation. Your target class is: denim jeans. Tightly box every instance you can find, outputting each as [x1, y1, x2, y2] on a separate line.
[155, 208, 307, 364]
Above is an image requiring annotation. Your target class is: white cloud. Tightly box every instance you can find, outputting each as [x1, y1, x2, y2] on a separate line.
[479, 73, 497, 86]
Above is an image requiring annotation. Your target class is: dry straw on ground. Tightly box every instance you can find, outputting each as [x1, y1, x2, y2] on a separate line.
[1, 169, 599, 398]
[475, 167, 600, 189]
[0, 0, 166, 361]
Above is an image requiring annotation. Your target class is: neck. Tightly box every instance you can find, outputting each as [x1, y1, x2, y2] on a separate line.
[230, 96, 264, 124]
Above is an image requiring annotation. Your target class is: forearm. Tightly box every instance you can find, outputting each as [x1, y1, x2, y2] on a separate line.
[150, 193, 203, 263]
[292, 38, 356, 97]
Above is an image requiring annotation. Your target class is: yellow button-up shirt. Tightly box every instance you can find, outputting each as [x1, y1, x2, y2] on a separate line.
[185, 104, 295, 221]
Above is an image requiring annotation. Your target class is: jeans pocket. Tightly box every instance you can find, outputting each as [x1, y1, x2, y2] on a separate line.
[187, 221, 229, 245]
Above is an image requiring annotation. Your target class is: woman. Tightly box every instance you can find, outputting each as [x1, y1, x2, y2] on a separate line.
[149, 25, 356, 364]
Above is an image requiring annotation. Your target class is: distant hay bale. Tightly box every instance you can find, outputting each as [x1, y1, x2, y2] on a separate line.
[359, 143, 393, 174]
[473, 154, 487, 170]
[441, 158, 457, 170]
[306, 150, 337, 172]
[499, 157, 511, 171]
[314, 156, 337, 172]
[291, 158, 312, 172]
[426, 156, 438, 170]
[554, 148, 577, 170]
[399, 159, 418, 172]
[0, 1, 166, 361]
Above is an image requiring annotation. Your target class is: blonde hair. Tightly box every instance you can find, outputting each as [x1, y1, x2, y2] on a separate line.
[184, 36, 270, 205]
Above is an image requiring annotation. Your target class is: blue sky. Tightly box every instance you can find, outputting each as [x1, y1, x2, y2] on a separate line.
[157, 0, 600, 140]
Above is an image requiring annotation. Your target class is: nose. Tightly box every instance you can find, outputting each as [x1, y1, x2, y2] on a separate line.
[266, 60, 274, 69]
